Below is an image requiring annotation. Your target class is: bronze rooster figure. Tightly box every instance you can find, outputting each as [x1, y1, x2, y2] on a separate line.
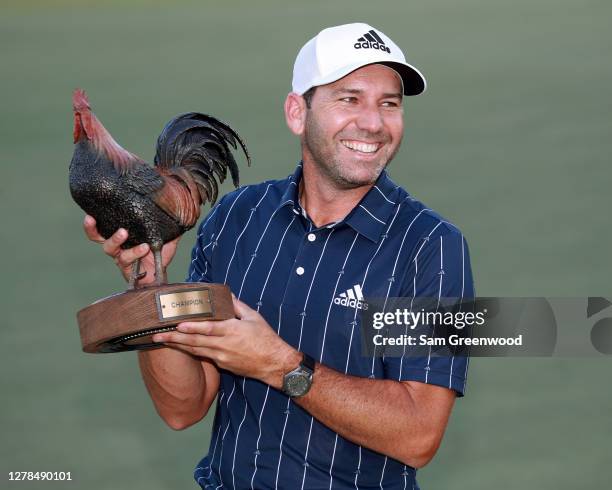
[69, 89, 250, 288]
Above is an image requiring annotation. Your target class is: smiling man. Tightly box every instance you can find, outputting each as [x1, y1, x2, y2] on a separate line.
[85, 22, 474, 490]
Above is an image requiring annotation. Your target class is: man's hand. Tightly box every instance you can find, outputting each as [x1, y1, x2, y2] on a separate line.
[152, 295, 300, 388]
[83, 214, 219, 431]
[83, 214, 180, 285]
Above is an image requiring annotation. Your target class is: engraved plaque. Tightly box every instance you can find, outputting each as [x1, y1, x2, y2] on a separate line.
[77, 283, 232, 353]
[156, 288, 214, 321]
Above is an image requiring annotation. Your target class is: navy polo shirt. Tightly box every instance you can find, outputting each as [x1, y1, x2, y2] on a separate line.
[187, 163, 474, 490]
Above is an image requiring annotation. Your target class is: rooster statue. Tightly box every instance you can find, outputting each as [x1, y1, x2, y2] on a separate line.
[69, 89, 250, 288]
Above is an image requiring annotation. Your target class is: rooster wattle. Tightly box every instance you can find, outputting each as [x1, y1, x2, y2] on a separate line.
[69, 89, 250, 288]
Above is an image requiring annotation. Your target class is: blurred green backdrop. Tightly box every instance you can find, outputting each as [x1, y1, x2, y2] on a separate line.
[1, 0, 611, 489]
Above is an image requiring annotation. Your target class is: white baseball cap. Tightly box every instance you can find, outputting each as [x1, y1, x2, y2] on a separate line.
[292, 23, 427, 96]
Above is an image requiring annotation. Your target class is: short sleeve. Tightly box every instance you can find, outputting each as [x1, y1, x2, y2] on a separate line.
[185, 199, 225, 283]
[383, 230, 475, 396]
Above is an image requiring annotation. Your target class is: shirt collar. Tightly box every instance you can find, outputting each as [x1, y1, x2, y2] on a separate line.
[342, 168, 400, 242]
[277, 162, 304, 215]
[277, 162, 401, 243]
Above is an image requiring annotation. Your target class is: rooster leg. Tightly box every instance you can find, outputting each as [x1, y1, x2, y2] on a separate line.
[128, 259, 146, 289]
[152, 245, 166, 286]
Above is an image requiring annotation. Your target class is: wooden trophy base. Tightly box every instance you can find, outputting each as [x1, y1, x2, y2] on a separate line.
[76, 283, 234, 353]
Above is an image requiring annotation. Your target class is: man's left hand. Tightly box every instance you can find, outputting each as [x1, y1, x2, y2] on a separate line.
[152, 295, 300, 389]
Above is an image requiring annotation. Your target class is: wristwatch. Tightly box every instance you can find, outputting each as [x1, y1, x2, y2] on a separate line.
[282, 352, 315, 397]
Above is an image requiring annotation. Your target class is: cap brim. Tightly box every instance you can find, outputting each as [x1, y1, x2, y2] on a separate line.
[377, 61, 427, 96]
[301, 60, 426, 96]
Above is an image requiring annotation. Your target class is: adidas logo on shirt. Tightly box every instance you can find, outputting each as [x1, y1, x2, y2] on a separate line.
[354, 29, 391, 54]
[334, 284, 369, 310]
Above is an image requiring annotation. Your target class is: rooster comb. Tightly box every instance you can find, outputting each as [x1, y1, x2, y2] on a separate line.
[72, 88, 90, 112]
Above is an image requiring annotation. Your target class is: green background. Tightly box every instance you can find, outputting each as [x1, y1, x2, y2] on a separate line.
[1, 0, 610, 488]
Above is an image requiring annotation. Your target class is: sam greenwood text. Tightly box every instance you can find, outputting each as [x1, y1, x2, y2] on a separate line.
[372, 334, 524, 347]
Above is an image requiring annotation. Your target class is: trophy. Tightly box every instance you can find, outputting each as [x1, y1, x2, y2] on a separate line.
[69, 89, 250, 353]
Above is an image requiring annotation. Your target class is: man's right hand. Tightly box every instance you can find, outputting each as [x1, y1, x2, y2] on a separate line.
[83, 214, 218, 430]
[83, 214, 180, 285]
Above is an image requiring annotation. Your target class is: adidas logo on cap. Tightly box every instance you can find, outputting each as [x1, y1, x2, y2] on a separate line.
[334, 284, 369, 310]
[354, 29, 391, 54]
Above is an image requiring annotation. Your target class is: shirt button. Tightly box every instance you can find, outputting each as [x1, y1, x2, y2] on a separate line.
[296, 266, 305, 275]
[307, 233, 316, 242]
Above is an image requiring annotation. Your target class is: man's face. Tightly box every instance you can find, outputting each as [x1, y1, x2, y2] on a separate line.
[301, 64, 404, 189]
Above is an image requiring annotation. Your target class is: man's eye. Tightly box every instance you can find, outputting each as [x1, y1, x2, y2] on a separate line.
[382, 101, 399, 107]
[340, 97, 357, 103]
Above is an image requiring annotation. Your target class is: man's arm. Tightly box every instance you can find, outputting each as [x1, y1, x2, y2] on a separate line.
[153, 296, 456, 468]
[138, 349, 220, 430]
[291, 361, 455, 468]
[83, 215, 220, 430]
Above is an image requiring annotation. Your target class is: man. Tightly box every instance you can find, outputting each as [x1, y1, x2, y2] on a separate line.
[84, 23, 474, 490]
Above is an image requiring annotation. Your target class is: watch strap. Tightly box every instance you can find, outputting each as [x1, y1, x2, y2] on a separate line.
[301, 352, 315, 374]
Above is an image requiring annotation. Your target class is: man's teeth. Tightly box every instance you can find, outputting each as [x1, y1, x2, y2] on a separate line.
[341, 140, 379, 153]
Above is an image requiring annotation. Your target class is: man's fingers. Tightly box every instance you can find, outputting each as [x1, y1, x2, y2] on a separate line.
[115, 243, 150, 268]
[83, 215, 105, 243]
[163, 343, 218, 360]
[161, 236, 180, 266]
[176, 321, 228, 336]
[102, 228, 128, 257]
[165, 236, 181, 250]
[231, 294, 256, 320]
[153, 330, 223, 348]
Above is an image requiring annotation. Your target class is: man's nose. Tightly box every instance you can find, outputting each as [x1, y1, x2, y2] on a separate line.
[355, 105, 384, 134]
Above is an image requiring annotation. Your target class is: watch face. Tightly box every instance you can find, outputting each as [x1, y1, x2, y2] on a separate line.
[284, 373, 310, 397]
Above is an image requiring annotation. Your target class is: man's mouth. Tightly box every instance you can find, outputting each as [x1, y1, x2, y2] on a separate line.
[340, 140, 381, 154]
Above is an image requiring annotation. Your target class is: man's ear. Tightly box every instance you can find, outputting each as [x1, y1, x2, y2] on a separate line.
[284, 92, 308, 136]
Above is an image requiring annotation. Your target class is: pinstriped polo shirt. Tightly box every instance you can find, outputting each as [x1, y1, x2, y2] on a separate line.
[187, 162, 474, 490]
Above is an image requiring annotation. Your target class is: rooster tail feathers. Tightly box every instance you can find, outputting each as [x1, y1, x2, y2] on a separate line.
[153, 112, 250, 205]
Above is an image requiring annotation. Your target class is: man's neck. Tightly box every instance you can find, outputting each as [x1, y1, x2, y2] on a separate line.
[298, 161, 374, 228]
